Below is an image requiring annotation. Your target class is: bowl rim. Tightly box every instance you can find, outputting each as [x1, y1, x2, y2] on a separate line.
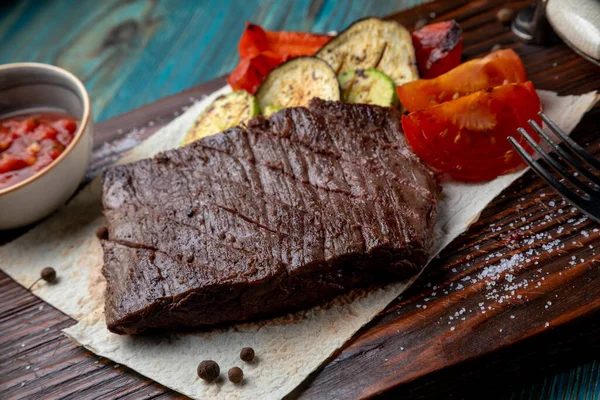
[0, 62, 91, 196]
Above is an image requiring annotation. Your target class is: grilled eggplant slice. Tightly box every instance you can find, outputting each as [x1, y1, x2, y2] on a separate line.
[256, 56, 340, 110]
[182, 90, 259, 146]
[338, 68, 399, 107]
[316, 18, 419, 86]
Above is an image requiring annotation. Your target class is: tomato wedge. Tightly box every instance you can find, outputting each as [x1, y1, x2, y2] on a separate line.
[402, 82, 542, 182]
[397, 49, 527, 112]
[412, 20, 463, 79]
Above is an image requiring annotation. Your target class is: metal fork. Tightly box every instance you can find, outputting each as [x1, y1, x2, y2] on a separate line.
[508, 112, 600, 223]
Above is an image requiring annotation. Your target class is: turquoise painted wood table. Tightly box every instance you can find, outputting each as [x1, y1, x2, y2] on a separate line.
[0, 1, 599, 399]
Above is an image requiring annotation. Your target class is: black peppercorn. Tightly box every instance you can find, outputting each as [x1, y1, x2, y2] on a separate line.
[197, 360, 220, 382]
[41, 267, 56, 283]
[240, 347, 255, 362]
[228, 367, 243, 384]
[28, 267, 57, 290]
[96, 226, 108, 240]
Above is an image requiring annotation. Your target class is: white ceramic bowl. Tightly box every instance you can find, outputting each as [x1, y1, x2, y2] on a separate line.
[0, 63, 93, 230]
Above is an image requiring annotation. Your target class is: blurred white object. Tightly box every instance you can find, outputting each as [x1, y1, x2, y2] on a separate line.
[547, 0, 600, 64]
[512, 0, 600, 65]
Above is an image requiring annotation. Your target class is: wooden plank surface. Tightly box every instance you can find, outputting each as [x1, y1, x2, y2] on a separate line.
[0, 0, 422, 122]
[2, 0, 600, 399]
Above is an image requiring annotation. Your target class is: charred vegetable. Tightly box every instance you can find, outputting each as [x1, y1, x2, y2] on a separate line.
[256, 56, 340, 110]
[229, 23, 332, 93]
[412, 20, 463, 79]
[397, 49, 527, 112]
[338, 68, 398, 107]
[182, 90, 259, 146]
[402, 82, 541, 182]
[316, 18, 419, 86]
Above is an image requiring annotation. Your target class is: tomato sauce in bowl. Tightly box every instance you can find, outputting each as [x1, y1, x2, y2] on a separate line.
[0, 112, 78, 190]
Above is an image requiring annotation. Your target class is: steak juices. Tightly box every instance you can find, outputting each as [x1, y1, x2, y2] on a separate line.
[101, 100, 439, 334]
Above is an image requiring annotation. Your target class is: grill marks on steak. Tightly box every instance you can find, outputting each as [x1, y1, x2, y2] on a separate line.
[102, 99, 439, 334]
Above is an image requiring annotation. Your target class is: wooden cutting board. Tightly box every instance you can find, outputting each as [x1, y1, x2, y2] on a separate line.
[2, 0, 600, 399]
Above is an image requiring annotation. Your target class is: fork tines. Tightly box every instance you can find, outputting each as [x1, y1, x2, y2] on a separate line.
[508, 111, 600, 223]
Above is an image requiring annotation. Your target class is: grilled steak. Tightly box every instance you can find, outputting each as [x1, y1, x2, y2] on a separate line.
[101, 99, 439, 335]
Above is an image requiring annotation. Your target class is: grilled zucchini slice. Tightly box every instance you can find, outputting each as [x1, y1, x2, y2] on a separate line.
[256, 56, 340, 110]
[316, 18, 419, 86]
[182, 90, 259, 146]
[262, 105, 283, 117]
[338, 68, 398, 107]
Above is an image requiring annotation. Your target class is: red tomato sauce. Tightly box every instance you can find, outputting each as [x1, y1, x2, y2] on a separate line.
[0, 112, 78, 190]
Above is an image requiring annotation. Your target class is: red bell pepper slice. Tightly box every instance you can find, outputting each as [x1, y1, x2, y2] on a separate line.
[231, 23, 332, 94]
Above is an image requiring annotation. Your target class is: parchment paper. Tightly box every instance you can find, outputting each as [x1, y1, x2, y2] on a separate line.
[1, 87, 596, 400]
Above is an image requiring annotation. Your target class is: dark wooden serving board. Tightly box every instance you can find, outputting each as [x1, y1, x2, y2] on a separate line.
[2, 0, 600, 399]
